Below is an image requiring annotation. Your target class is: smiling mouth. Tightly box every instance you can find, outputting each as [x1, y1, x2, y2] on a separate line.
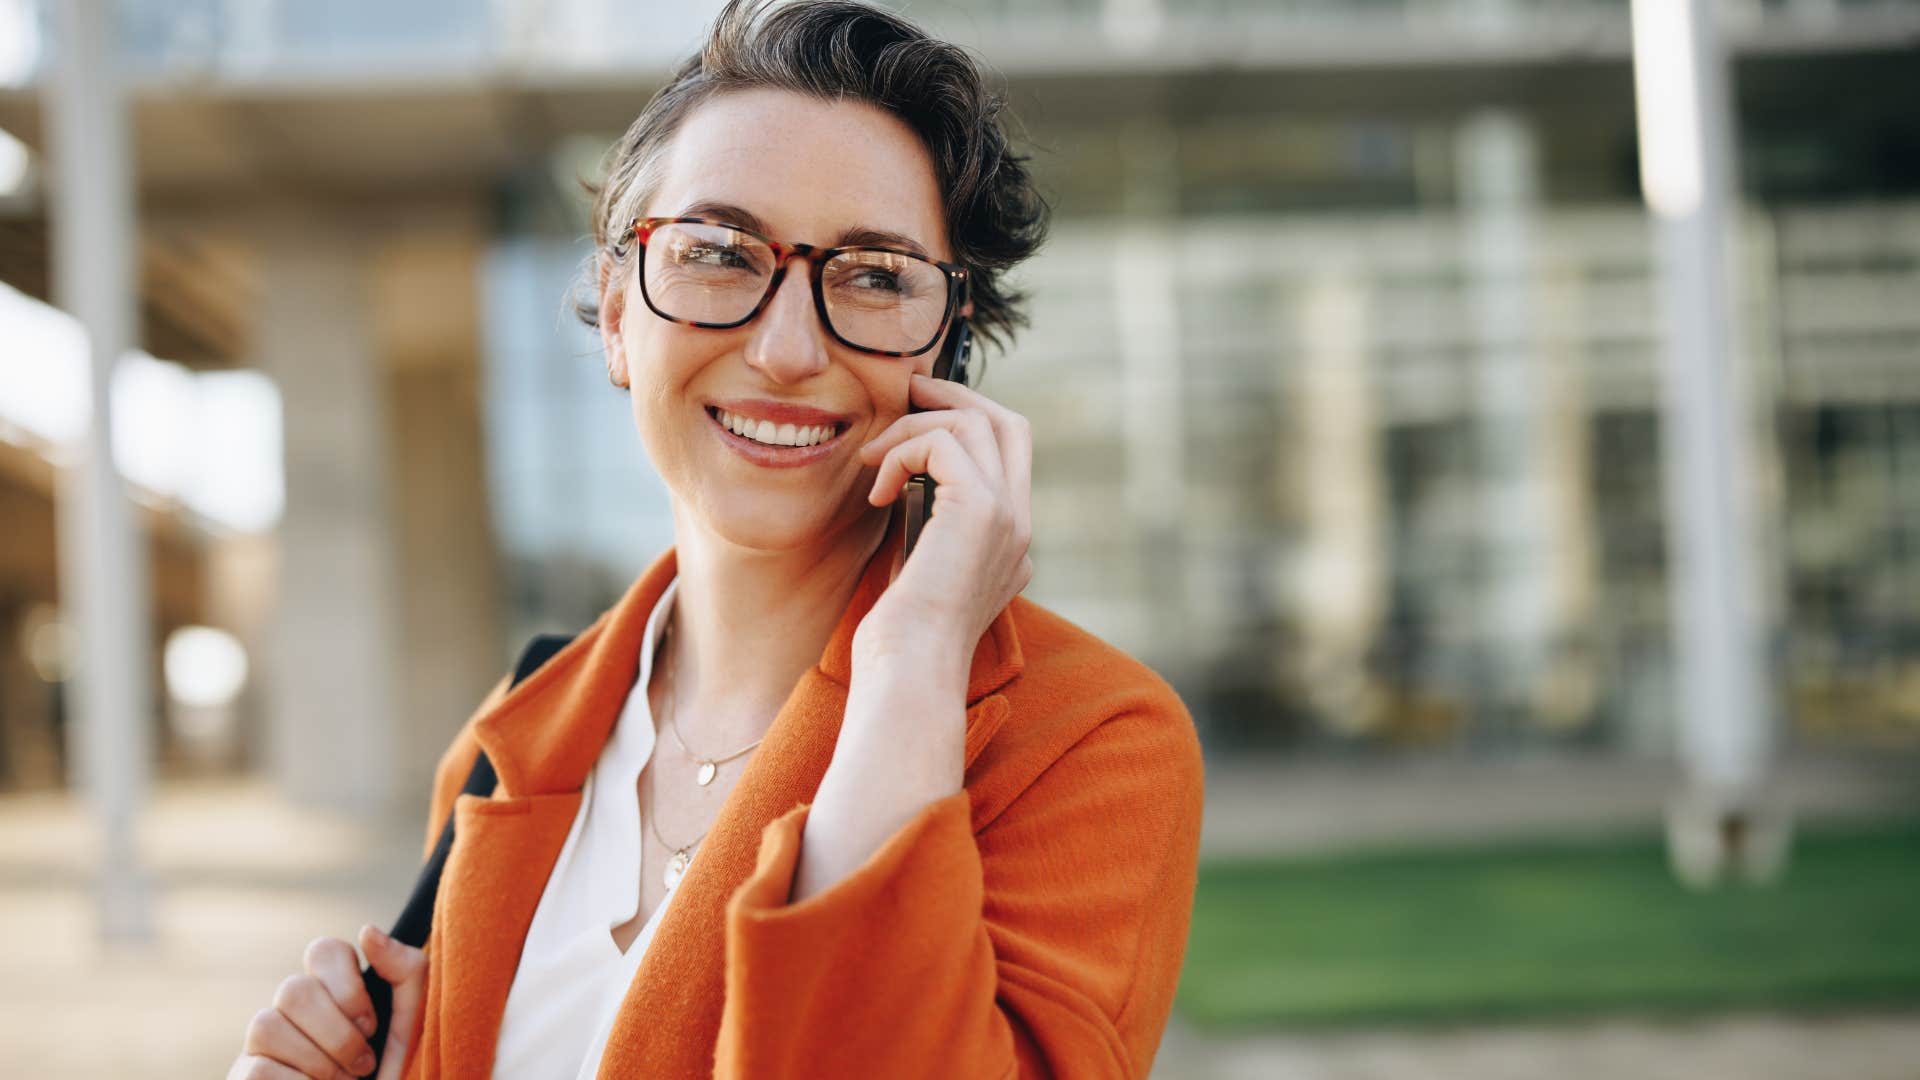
[706, 406, 850, 449]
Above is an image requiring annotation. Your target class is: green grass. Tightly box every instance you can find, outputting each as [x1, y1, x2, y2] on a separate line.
[1176, 820, 1920, 1031]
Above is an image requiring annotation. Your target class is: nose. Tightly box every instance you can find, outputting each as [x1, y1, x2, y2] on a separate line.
[743, 260, 830, 384]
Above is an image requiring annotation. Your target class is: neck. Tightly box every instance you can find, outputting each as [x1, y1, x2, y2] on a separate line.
[661, 503, 892, 750]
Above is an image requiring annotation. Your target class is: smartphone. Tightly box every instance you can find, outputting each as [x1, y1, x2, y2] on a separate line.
[901, 316, 972, 558]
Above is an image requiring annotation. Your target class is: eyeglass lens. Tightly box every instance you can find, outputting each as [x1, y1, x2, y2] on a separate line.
[642, 221, 949, 354]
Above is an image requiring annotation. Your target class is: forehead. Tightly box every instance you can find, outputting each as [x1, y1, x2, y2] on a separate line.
[645, 88, 950, 257]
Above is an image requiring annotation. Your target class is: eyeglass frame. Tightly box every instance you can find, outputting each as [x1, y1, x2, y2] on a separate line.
[615, 215, 970, 359]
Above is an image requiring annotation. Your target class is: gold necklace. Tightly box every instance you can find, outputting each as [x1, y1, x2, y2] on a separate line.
[659, 619, 765, 787]
[642, 772, 706, 891]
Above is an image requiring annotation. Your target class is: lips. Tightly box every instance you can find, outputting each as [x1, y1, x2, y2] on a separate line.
[709, 406, 843, 448]
[704, 405, 851, 469]
[705, 397, 853, 428]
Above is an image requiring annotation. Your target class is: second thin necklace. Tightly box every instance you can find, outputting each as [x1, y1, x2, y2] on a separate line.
[658, 616, 766, 786]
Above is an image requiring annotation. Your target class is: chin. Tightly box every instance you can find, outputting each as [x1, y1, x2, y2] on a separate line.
[698, 486, 864, 553]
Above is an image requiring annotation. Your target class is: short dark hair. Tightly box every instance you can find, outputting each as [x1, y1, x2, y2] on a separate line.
[575, 0, 1050, 355]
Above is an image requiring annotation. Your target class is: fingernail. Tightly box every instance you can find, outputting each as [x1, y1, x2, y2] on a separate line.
[358, 1013, 377, 1037]
[356, 1051, 376, 1074]
[365, 925, 389, 945]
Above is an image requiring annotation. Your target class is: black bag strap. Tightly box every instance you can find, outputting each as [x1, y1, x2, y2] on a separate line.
[361, 632, 574, 1065]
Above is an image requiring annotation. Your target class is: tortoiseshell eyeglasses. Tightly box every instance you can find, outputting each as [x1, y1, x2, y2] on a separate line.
[615, 216, 968, 358]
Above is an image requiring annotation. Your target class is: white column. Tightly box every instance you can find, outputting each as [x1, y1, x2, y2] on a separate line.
[1295, 269, 1384, 735]
[1458, 110, 1578, 730]
[256, 222, 402, 815]
[1632, 0, 1781, 884]
[1113, 118, 1186, 663]
[1114, 228, 1184, 535]
[44, 0, 155, 942]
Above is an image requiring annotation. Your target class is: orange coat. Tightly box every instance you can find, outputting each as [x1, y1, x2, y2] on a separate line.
[399, 519, 1205, 1079]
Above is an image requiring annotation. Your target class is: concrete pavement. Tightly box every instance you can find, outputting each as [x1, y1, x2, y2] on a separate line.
[6, 761, 1918, 1079]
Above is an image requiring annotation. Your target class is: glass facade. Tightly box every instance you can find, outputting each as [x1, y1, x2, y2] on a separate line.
[480, 134, 1920, 762]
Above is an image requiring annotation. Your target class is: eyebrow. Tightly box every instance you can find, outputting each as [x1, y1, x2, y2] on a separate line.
[678, 200, 934, 259]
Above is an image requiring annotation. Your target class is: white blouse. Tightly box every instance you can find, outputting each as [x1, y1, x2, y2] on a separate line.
[492, 576, 694, 1080]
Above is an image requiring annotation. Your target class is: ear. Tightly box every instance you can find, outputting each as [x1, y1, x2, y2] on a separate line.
[598, 251, 631, 389]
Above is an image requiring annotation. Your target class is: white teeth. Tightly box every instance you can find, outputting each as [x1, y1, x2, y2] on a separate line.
[714, 408, 838, 448]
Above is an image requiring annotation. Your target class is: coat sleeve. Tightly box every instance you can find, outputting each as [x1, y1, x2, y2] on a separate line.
[714, 695, 1206, 1079]
[399, 672, 512, 1080]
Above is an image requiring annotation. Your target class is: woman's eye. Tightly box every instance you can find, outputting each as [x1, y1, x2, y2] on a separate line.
[680, 244, 757, 271]
[844, 269, 906, 294]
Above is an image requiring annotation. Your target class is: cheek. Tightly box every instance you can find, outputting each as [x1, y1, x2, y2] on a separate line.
[864, 361, 921, 424]
[627, 318, 711, 397]
[623, 326, 705, 448]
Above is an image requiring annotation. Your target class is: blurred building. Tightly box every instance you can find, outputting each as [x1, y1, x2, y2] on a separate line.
[0, 0, 1917, 813]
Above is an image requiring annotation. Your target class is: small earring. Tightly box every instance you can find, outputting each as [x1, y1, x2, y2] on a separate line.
[608, 366, 629, 389]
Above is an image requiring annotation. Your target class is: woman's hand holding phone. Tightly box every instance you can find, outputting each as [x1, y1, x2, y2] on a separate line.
[794, 370, 1034, 903]
[227, 926, 426, 1080]
[855, 371, 1034, 666]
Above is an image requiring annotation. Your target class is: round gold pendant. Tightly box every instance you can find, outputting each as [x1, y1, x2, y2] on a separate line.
[664, 849, 691, 890]
[696, 761, 717, 786]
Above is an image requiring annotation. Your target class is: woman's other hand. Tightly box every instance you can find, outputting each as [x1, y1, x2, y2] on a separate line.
[226, 926, 426, 1080]
[857, 372, 1034, 662]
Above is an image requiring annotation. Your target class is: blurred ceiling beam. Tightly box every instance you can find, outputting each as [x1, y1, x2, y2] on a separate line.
[0, 436, 209, 627]
[0, 217, 253, 370]
[0, 28, 1912, 202]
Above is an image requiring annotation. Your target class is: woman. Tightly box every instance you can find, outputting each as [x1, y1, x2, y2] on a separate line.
[229, 2, 1202, 1078]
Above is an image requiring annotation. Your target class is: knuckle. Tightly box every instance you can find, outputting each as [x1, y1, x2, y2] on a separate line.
[327, 1022, 362, 1051]
[246, 1007, 281, 1043]
[273, 973, 317, 1012]
[304, 936, 349, 971]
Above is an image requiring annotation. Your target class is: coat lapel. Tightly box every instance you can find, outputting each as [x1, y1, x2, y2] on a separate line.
[431, 512, 1024, 1079]
[430, 538, 681, 1079]
[429, 790, 582, 1079]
